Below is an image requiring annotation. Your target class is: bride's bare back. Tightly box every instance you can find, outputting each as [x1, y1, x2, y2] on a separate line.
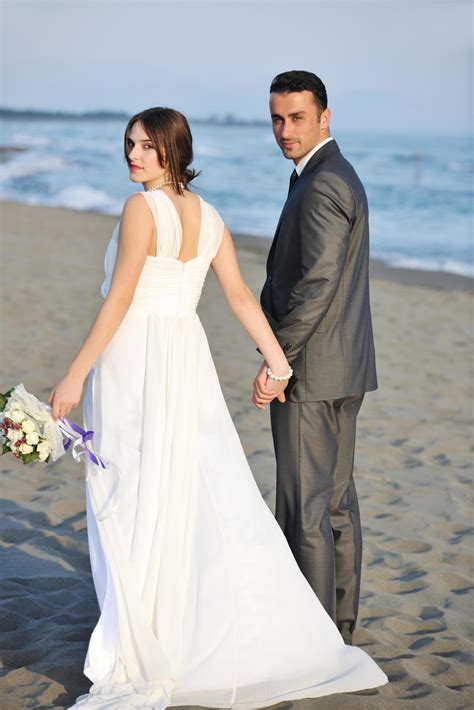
[147, 188, 202, 263]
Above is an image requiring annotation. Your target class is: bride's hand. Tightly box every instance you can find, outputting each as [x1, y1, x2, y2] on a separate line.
[48, 373, 84, 420]
[252, 361, 271, 410]
[252, 361, 287, 409]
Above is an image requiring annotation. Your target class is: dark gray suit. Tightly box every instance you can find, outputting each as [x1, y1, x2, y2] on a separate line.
[260, 138, 377, 643]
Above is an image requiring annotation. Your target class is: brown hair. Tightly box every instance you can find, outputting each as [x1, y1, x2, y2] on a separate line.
[270, 70, 327, 117]
[124, 107, 200, 195]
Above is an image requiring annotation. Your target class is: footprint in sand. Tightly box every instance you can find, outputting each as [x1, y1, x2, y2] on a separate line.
[407, 618, 448, 634]
[383, 538, 433, 554]
[400, 681, 433, 700]
[0, 528, 37, 544]
[391, 438, 409, 447]
[367, 550, 403, 570]
[414, 654, 451, 677]
[449, 526, 474, 546]
[0, 614, 19, 632]
[392, 568, 427, 583]
[409, 636, 436, 650]
[385, 612, 447, 637]
[420, 605, 444, 619]
[1, 646, 45, 667]
[360, 606, 398, 630]
[387, 564, 429, 594]
[433, 452, 450, 465]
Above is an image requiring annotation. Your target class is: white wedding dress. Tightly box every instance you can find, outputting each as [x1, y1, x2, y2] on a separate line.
[72, 189, 387, 709]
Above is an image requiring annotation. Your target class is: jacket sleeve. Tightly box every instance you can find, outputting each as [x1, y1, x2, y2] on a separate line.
[274, 171, 356, 362]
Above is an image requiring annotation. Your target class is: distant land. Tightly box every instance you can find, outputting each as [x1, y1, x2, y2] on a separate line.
[0, 107, 267, 127]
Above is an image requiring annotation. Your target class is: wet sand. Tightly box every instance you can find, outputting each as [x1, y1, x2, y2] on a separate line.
[0, 201, 473, 709]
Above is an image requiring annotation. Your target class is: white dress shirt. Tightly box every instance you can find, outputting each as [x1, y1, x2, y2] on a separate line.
[295, 136, 334, 176]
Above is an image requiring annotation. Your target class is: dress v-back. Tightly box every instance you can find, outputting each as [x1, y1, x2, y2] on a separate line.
[72, 189, 387, 708]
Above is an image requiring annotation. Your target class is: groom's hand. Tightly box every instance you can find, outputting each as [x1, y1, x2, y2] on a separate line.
[252, 361, 286, 410]
[266, 377, 288, 403]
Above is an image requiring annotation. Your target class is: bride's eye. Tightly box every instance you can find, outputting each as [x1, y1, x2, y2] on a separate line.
[144, 143, 154, 150]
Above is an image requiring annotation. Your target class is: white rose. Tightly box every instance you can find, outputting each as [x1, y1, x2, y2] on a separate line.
[7, 428, 20, 442]
[20, 443, 34, 454]
[3, 409, 12, 419]
[21, 419, 36, 433]
[26, 431, 40, 445]
[10, 410, 25, 423]
[37, 440, 51, 461]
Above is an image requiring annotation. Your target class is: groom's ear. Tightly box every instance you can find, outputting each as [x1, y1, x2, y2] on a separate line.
[320, 108, 331, 131]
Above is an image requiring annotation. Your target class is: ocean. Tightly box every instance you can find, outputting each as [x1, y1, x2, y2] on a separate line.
[1, 117, 472, 277]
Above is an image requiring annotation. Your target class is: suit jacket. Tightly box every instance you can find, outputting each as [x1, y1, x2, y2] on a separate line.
[260, 139, 378, 402]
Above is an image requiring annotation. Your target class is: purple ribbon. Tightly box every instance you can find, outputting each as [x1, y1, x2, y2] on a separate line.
[58, 416, 120, 521]
[60, 418, 106, 468]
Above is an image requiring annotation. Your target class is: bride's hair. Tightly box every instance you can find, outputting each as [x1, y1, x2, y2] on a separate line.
[124, 107, 200, 195]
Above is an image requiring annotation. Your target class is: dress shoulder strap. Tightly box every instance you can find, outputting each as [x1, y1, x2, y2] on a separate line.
[138, 190, 181, 258]
[199, 199, 225, 259]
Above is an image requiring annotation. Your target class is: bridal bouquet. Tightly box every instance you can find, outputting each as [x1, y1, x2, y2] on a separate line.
[1, 383, 119, 519]
[1, 384, 65, 463]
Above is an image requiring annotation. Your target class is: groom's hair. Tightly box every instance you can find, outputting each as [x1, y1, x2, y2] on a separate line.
[270, 71, 328, 116]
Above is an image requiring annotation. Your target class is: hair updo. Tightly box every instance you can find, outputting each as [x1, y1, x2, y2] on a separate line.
[124, 107, 200, 195]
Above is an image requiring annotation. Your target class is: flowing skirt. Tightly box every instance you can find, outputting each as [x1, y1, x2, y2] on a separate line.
[71, 307, 387, 708]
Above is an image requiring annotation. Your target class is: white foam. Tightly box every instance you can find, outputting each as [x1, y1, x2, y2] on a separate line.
[374, 251, 474, 279]
[195, 145, 222, 157]
[0, 154, 66, 180]
[446, 160, 474, 174]
[10, 132, 51, 148]
[50, 185, 123, 214]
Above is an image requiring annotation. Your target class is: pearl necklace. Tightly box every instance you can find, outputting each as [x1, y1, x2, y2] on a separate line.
[144, 180, 185, 192]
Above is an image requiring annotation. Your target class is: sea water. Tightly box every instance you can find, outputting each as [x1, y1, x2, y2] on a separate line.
[1, 117, 472, 277]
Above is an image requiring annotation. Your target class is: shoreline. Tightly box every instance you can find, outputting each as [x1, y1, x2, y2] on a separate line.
[1, 199, 472, 293]
[232, 233, 473, 293]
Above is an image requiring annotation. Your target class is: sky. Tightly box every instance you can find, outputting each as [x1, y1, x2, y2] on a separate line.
[1, 0, 472, 134]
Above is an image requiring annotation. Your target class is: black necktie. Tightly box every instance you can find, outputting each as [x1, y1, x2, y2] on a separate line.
[288, 169, 298, 196]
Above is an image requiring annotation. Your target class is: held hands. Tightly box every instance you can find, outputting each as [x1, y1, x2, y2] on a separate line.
[252, 361, 288, 410]
[48, 372, 84, 420]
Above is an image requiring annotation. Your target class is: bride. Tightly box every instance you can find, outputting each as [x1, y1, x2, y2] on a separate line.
[49, 106, 387, 708]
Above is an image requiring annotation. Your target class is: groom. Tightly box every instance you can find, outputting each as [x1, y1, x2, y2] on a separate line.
[253, 70, 377, 644]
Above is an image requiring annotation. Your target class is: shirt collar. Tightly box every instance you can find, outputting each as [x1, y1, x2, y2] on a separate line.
[294, 136, 334, 176]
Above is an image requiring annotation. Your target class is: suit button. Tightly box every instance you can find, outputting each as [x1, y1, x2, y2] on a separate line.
[268, 275, 272, 281]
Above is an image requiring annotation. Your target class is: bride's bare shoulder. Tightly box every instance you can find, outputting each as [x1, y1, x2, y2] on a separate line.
[120, 192, 154, 225]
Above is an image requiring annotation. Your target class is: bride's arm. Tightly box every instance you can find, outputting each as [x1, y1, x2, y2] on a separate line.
[48, 194, 154, 419]
[211, 225, 290, 408]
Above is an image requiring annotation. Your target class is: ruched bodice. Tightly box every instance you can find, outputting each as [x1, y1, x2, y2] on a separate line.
[101, 190, 224, 316]
[131, 256, 210, 316]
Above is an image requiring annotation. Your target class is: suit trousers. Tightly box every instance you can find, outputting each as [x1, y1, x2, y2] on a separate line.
[270, 393, 364, 644]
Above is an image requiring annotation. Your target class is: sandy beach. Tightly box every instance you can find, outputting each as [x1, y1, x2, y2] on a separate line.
[0, 200, 473, 709]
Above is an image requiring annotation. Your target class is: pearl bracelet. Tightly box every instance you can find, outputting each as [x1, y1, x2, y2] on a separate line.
[266, 365, 293, 382]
